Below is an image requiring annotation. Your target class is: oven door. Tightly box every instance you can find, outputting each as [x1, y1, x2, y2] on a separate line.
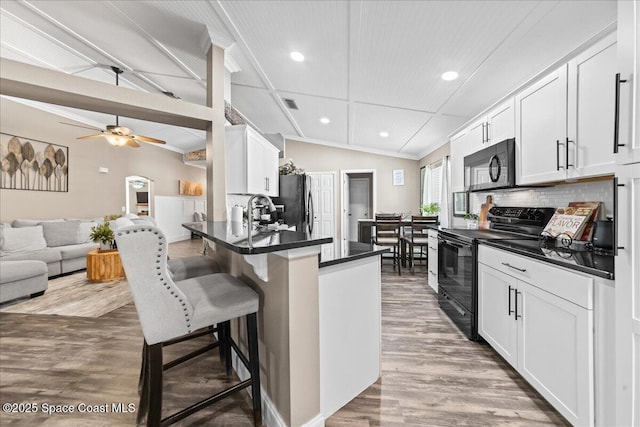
[437, 234, 474, 310]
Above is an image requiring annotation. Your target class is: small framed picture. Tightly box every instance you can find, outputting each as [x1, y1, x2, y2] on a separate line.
[392, 169, 404, 186]
[453, 191, 469, 217]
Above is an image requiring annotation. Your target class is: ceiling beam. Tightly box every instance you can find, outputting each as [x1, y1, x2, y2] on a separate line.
[0, 58, 213, 130]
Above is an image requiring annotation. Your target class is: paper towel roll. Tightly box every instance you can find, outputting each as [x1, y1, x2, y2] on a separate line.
[231, 220, 243, 236]
[231, 205, 243, 223]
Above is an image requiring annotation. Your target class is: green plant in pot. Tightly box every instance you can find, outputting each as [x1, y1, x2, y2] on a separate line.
[464, 213, 479, 229]
[90, 221, 115, 251]
[421, 202, 440, 216]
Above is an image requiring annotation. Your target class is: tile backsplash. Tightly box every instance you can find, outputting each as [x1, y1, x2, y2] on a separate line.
[460, 179, 614, 226]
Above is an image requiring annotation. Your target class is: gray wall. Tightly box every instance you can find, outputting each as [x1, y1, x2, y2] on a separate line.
[0, 98, 206, 222]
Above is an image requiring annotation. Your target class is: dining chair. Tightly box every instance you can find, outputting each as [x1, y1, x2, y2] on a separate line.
[403, 215, 438, 273]
[372, 214, 402, 275]
[115, 224, 262, 426]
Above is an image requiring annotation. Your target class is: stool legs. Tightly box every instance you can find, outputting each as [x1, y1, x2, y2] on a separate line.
[247, 313, 262, 426]
[146, 343, 164, 427]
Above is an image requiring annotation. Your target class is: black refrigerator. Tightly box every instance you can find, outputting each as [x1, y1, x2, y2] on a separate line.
[273, 174, 314, 234]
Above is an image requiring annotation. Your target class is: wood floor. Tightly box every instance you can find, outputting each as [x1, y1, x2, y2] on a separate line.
[0, 239, 568, 426]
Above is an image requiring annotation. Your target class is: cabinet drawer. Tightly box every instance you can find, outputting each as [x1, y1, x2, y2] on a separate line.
[428, 247, 438, 273]
[478, 245, 593, 309]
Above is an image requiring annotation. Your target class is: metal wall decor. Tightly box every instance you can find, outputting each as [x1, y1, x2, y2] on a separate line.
[0, 133, 69, 192]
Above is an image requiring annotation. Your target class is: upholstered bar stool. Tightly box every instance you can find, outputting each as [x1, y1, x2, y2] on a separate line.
[167, 256, 220, 281]
[115, 225, 262, 426]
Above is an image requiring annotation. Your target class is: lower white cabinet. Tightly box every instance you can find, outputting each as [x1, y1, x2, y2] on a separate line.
[478, 246, 594, 426]
[427, 229, 438, 293]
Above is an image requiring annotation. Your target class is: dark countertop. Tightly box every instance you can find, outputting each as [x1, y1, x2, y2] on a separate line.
[481, 239, 614, 280]
[183, 221, 332, 255]
[319, 241, 389, 268]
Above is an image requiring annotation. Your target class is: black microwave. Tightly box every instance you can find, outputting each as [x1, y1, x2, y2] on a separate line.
[464, 138, 516, 192]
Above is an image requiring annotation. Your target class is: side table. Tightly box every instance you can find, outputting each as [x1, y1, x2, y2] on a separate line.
[86, 249, 125, 283]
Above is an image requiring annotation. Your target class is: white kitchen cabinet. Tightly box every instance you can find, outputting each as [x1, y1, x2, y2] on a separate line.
[427, 229, 438, 293]
[467, 99, 516, 149]
[567, 33, 617, 179]
[225, 124, 279, 197]
[615, 0, 640, 165]
[449, 130, 467, 192]
[478, 245, 594, 426]
[477, 263, 518, 367]
[516, 65, 568, 185]
[487, 98, 515, 144]
[614, 162, 640, 427]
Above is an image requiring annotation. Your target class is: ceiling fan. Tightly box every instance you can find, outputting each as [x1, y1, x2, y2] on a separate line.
[63, 66, 166, 148]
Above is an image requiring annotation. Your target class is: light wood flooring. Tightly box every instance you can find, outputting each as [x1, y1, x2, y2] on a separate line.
[0, 239, 568, 426]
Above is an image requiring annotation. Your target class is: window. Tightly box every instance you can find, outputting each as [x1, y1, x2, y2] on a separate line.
[421, 160, 442, 207]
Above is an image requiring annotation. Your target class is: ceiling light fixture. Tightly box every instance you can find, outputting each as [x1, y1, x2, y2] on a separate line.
[290, 51, 305, 62]
[441, 71, 459, 81]
[379, 131, 389, 138]
[320, 117, 331, 124]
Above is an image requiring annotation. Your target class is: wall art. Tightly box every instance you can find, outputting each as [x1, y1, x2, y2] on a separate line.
[0, 133, 68, 192]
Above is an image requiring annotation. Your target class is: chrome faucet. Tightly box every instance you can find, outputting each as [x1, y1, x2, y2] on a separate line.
[247, 193, 276, 233]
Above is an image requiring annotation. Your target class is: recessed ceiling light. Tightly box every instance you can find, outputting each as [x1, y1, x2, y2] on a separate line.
[290, 51, 305, 62]
[320, 117, 331, 124]
[379, 131, 389, 138]
[441, 71, 459, 81]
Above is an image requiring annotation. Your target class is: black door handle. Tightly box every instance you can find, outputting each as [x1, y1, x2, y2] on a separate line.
[508, 285, 514, 315]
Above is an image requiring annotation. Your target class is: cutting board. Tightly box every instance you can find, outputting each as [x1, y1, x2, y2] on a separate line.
[479, 195, 493, 229]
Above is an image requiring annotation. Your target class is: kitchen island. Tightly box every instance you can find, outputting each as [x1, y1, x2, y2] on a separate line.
[183, 222, 387, 426]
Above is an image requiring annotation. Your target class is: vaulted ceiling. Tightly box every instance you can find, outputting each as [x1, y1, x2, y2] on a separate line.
[0, 0, 617, 159]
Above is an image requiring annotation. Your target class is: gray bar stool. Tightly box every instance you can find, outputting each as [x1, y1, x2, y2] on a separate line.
[116, 225, 261, 426]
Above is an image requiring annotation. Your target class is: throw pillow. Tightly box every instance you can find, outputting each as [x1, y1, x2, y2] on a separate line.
[42, 221, 81, 247]
[0, 226, 47, 253]
[12, 218, 64, 228]
[77, 221, 98, 243]
[113, 217, 135, 230]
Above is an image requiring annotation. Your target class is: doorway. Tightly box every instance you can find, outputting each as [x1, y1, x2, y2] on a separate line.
[125, 176, 153, 217]
[341, 170, 376, 257]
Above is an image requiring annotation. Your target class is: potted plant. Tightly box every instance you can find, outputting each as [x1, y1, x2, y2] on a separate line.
[90, 221, 115, 251]
[279, 159, 305, 175]
[464, 213, 479, 229]
[421, 202, 440, 217]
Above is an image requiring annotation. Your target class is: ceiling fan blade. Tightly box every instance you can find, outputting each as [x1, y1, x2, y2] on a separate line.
[132, 135, 166, 144]
[60, 121, 104, 132]
[126, 140, 141, 148]
[77, 133, 106, 140]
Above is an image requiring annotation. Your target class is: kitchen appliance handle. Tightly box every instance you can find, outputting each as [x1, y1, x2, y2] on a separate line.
[444, 293, 466, 316]
[307, 192, 314, 234]
[508, 285, 514, 316]
[515, 290, 522, 319]
[614, 177, 624, 254]
[614, 73, 628, 154]
[501, 262, 526, 273]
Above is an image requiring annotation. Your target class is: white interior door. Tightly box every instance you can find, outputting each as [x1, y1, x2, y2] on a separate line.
[348, 178, 370, 241]
[309, 172, 336, 261]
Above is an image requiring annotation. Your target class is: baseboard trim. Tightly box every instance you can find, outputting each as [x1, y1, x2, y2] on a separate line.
[230, 348, 287, 427]
[302, 413, 325, 427]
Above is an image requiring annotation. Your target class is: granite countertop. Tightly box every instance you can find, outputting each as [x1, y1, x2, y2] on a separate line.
[183, 221, 332, 255]
[480, 239, 614, 280]
[319, 241, 390, 268]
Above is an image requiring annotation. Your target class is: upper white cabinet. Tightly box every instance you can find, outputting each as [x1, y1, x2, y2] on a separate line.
[449, 130, 468, 192]
[567, 33, 617, 178]
[225, 124, 280, 197]
[615, 0, 640, 165]
[487, 99, 515, 144]
[516, 65, 569, 185]
[517, 34, 617, 185]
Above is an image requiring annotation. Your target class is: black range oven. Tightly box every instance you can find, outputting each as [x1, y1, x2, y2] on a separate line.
[437, 207, 557, 340]
[438, 232, 477, 340]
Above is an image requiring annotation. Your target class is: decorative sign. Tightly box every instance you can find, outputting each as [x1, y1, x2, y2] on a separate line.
[179, 180, 203, 196]
[392, 169, 404, 186]
[0, 133, 69, 192]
